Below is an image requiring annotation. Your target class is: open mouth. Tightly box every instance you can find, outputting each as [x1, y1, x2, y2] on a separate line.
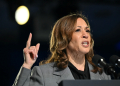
[82, 41, 89, 47]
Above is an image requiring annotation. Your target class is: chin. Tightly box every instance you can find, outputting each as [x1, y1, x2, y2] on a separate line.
[81, 49, 90, 54]
[83, 52, 89, 54]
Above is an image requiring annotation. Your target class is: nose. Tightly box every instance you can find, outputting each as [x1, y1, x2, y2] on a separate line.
[82, 31, 88, 39]
[83, 35, 88, 38]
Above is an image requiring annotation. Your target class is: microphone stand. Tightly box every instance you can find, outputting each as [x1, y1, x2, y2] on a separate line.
[99, 61, 120, 79]
[107, 66, 120, 79]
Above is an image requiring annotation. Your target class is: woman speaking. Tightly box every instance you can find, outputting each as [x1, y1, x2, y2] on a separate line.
[13, 13, 111, 86]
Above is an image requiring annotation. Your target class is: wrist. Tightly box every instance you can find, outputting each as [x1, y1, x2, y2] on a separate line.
[22, 62, 32, 69]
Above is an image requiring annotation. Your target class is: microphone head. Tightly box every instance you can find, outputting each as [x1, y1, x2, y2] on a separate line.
[92, 54, 116, 75]
[109, 55, 120, 65]
[92, 54, 104, 66]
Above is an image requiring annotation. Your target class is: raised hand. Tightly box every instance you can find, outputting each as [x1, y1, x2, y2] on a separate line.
[22, 33, 40, 69]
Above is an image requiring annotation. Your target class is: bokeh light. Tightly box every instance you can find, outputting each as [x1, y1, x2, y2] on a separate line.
[15, 5, 30, 25]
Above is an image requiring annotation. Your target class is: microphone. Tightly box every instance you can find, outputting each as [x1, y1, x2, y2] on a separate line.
[92, 54, 116, 75]
[110, 55, 120, 68]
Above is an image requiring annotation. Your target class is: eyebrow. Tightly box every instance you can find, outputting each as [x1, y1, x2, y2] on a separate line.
[77, 26, 81, 28]
[77, 26, 89, 29]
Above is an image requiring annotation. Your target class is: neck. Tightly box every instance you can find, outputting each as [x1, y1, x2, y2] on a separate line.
[66, 49, 85, 71]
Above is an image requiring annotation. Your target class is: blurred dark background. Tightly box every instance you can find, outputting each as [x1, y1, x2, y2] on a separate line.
[1, 0, 120, 86]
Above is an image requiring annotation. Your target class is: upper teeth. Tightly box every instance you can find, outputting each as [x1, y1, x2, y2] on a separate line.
[83, 42, 87, 44]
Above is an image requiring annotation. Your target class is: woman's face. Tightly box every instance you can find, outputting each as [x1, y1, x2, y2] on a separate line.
[67, 18, 91, 54]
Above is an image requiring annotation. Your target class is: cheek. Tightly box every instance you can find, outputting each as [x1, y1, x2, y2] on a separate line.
[71, 37, 79, 46]
[72, 34, 80, 42]
[68, 38, 79, 49]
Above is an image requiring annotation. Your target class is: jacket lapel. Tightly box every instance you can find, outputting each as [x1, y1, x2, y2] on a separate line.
[88, 62, 102, 80]
[51, 61, 102, 84]
[53, 66, 74, 84]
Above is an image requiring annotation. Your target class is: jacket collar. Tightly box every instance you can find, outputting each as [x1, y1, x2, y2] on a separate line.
[51, 61, 102, 84]
[88, 62, 103, 80]
[51, 63, 74, 83]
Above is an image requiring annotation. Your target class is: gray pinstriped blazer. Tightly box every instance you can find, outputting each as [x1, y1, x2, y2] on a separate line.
[13, 62, 111, 86]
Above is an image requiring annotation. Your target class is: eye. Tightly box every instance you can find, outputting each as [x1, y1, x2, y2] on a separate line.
[75, 29, 80, 32]
[86, 30, 90, 32]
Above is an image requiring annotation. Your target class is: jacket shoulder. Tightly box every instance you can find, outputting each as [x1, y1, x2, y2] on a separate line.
[32, 62, 55, 73]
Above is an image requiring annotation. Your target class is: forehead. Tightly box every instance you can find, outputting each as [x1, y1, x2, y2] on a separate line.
[76, 18, 88, 26]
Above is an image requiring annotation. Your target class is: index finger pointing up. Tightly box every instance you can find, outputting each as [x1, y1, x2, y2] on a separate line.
[26, 33, 32, 48]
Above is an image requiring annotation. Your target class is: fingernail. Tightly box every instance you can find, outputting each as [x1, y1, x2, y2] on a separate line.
[34, 57, 36, 60]
[36, 55, 38, 57]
